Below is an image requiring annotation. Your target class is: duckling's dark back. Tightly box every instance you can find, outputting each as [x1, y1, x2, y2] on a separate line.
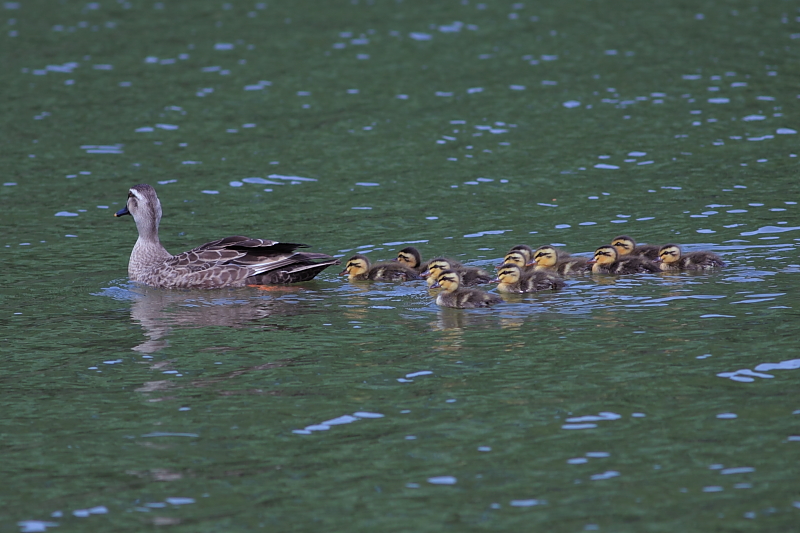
[556, 256, 591, 275]
[442, 288, 501, 308]
[613, 256, 661, 274]
[522, 270, 566, 291]
[368, 262, 420, 281]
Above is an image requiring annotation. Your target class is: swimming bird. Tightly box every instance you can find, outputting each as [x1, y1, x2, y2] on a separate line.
[656, 244, 725, 271]
[422, 257, 492, 287]
[340, 254, 420, 281]
[498, 249, 535, 272]
[494, 263, 566, 293]
[114, 184, 339, 289]
[588, 245, 661, 274]
[431, 270, 502, 308]
[611, 235, 660, 260]
[506, 244, 535, 262]
[395, 246, 461, 273]
[530, 245, 591, 275]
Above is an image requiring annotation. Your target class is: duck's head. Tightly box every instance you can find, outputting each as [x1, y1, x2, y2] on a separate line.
[507, 244, 533, 263]
[430, 269, 460, 292]
[396, 246, 422, 269]
[530, 245, 558, 268]
[588, 245, 618, 266]
[499, 251, 527, 269]
[657, 244, 682, 264]
[611, 235, 636, 256]
[421, 257, 453, 285]
[340, 254, 371, 278]
[115, 184, 163, 237]
[494, 263, 521, 284]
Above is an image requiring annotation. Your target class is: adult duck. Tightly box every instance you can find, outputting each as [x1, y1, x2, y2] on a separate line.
[115, 184, 339, 289]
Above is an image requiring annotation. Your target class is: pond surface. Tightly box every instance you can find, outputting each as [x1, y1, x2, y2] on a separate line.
[2, 0, 800, 531]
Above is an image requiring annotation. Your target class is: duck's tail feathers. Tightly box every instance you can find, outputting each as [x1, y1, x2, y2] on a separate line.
[247, 256, 341, 284]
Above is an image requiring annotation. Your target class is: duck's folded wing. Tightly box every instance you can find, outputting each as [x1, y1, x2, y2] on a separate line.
[169, 238, 310, 268]
[190, 237, 308, 255]
[162, 237, 334, 287]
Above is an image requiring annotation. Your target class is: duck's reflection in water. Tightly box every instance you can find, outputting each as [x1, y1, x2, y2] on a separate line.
[135, 358, 294, 399]
[125, 284, 316, 353]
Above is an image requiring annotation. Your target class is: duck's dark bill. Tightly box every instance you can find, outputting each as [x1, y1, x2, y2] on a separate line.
[114, 206, 130, 217]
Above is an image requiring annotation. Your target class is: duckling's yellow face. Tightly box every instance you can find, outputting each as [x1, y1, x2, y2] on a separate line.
[612, 236, 635, 256]
[502, 252, 527, 269]
[592, 246, 618, 265]
[423, 259, 452, 286]
[426, 259, 451, 276]
[496, 264, 521, 284]
[508, 247, 532, 263]
[532, 246, 557, 268]
[396, 250, 417, 268]
[432, 271, 460, 292]
[658, 245, 681, 264]
[341, 257, 369, 277]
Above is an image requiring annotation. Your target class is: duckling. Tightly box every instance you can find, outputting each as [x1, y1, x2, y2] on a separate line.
[395, 246, 461, 273]
[611, 235, 660, 260]
[530, 245, 591, 275]
[431, 269, 502, 308]
[498, 250, 535, 272]
[656, 244, 725, 271]
[493, 263, 566, 293]
[588, 245, 661, 275]
[506, 244, 535, 263]
[422, 257, 492, 287]
[340, 254, 420, 281]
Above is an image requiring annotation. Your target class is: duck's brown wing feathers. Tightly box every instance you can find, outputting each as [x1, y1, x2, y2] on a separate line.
[162, 237, 335, 288]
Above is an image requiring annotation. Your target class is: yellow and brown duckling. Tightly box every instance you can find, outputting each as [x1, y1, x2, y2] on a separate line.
[422, 257, 492, 287]
[611, 235, 661, 261]
[506, 244, 535, 262]
[656, 244, 725, 271]
[530, 245, 591, 275]
[498, 249, 535, 272]
[493, 263, 566, 293]
[341, 254, 420, 281]
[431, 269, 502, 308]
[395, 246, 461, 273]
[588, 245, 660, 275]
